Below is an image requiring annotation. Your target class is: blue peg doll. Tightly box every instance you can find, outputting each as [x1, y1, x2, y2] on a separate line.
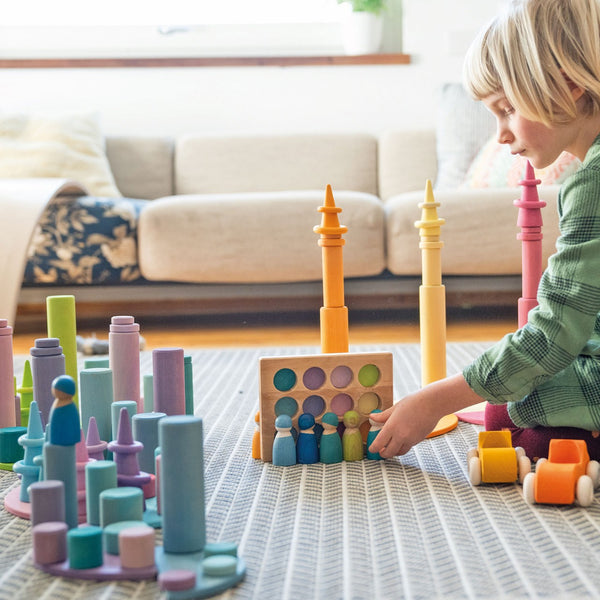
[48, 375, 80, 446]
[319, 411, 343, 464]
[296, 413, 318, 464]
[272, 414, 296, 466]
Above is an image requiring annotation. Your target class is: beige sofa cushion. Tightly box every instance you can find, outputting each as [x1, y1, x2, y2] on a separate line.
[106, 136, 174, 200]
[378, 130, 437, 202]
[138, 190, 385, 283]
[386, 186, 561, 276]
[175, 134, 378, 196]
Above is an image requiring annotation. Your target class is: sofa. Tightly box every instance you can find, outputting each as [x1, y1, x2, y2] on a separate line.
[1, 84, 577, 330]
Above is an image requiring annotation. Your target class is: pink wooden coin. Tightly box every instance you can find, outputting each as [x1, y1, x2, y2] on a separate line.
[159, 569, 197, 591]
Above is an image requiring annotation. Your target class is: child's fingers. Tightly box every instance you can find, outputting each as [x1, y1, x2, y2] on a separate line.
[369, 406, 394, 422]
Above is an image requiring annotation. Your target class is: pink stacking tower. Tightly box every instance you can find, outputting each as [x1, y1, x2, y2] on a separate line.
[514, 162, 546, 328]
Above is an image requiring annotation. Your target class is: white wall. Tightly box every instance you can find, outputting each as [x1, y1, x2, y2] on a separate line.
[0, 0, 502, 137]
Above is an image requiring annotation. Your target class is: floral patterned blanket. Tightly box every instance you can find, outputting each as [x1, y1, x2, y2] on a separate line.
[23, 195, 149, 287]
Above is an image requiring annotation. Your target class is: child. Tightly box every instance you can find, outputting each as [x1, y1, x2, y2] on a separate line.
[369, 0, 600, 461]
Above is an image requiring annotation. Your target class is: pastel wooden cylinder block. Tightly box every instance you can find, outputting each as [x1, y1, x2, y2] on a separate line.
[44, 443, 78, 530]
[132, 412, 165, 475]
[109, 315, 141, 411]
[159, 415, 205, 553]
[80, 367, 113, 444]
[29, 480, 66, 526]
[152, 348, 185, 416]
[143, 374, 154, 414]
[0, 426, 26, 463]
[159, 569, 197, 592]
[99, 487, 144, 528]
[32, 521, 68, 565]
[46, 295, 78, 405]
[103, 520, 148, 555]
[118, 525, 156, 568]
[0, 319, 15, 429]
[85, 460, 118, 526]
[67, 526, 103, 570]
[83, 357, 110, 369]
[30, 338, 65, 428]
[184, 355, 194, 416]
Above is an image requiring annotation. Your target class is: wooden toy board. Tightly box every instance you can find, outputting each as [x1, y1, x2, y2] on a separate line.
[259, 352, 393, 462]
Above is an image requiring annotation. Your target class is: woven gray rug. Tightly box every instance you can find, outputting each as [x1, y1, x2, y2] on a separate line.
[2, 342, 600, 600]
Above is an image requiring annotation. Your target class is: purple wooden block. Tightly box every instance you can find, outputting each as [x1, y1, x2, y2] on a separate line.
[29, 480, 66, 526]
[30, 338, 65, 427]
[152, 348, 185, 416]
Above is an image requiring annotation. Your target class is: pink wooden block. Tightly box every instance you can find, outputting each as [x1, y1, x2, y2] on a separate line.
[32, 521, 68, 565]
[0, 319, 16, 428]
[159, 569, 197, 592]
[109, 316, 141, 412]
[118, 525, 155, 569]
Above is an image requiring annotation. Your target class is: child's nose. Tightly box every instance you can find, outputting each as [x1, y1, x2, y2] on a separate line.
[496, 123, 513, 145]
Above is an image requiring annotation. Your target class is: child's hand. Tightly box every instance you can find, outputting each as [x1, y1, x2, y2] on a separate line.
[368, 373, 484, 458]
[368, 393, 443, 458]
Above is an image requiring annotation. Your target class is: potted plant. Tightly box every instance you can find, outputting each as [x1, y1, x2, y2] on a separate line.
[337, 0, 386, 55]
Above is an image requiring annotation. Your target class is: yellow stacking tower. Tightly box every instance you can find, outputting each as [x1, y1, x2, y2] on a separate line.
[415, 181, 457, 437]
[314, 185, 349, 353]
[415, 180, 447, 385]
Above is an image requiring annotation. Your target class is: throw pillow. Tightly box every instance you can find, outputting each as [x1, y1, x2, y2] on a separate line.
[434, 82, 496, 190]
[461, 136, 581, 188]
[0, 111, 121, 197]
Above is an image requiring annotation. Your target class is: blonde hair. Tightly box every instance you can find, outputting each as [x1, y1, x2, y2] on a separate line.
[463, 0, 600, 126]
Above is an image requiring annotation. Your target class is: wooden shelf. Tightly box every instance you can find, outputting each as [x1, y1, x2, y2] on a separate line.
[0, 53, 410, 69]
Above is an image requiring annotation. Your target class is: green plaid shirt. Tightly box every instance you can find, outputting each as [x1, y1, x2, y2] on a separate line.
[464, 134, 600, 430]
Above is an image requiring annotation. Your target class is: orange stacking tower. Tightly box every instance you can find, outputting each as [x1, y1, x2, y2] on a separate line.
[314, 185, 349, 353]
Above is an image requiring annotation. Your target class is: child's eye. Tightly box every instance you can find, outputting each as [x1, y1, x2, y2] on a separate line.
[502, 106, 515, 116]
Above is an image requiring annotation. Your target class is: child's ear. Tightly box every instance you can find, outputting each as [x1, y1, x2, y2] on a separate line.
[569, 83, 585, 102]
[561, 70, 585, 101]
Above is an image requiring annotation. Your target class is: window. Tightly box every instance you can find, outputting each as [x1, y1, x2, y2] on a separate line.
[1, 0, 351, 58]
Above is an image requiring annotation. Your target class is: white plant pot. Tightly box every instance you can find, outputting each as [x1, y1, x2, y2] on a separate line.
[341, 11, 383, 55]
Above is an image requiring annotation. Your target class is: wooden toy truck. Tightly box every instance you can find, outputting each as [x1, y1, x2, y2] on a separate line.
[467, 430, 531, 485]
[523, 439, 600, 507]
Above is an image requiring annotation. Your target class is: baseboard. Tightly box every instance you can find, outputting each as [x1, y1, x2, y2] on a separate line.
[16, 275, 522, 331]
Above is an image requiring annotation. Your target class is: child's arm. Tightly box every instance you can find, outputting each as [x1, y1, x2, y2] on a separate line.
[368, 373, 485, 458]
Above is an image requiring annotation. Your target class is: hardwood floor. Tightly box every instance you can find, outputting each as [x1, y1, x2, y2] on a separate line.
[11, 308, 517, 354]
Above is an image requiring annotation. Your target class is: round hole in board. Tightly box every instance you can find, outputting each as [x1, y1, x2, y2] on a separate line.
[358, 364, 380, 387]
[273, 368, 297, 392]
[302, 395, 326, 417]
[274, 396, 299, 418]
[330, 393, 354, 417]
[357, 392, 380, 414]
[330, 365, 353, 388]
[302, 366, 326, 390]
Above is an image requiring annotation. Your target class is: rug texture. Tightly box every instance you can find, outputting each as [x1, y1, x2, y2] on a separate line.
[3, 342, 600, 599]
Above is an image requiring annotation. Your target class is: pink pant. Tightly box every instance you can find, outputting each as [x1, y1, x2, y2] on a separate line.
[485, 403, 600, 461]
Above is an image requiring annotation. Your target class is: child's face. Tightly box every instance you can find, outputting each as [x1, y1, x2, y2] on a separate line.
[483, 91, 572, 169]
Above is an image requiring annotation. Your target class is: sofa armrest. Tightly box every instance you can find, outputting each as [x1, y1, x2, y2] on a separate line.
[0, 178, 87, 326]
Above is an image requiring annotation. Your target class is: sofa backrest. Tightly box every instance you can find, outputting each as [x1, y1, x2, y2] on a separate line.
[174, 133, 378, 196]
[377, 130, 437, 202]
[106, 136, 174, 200]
